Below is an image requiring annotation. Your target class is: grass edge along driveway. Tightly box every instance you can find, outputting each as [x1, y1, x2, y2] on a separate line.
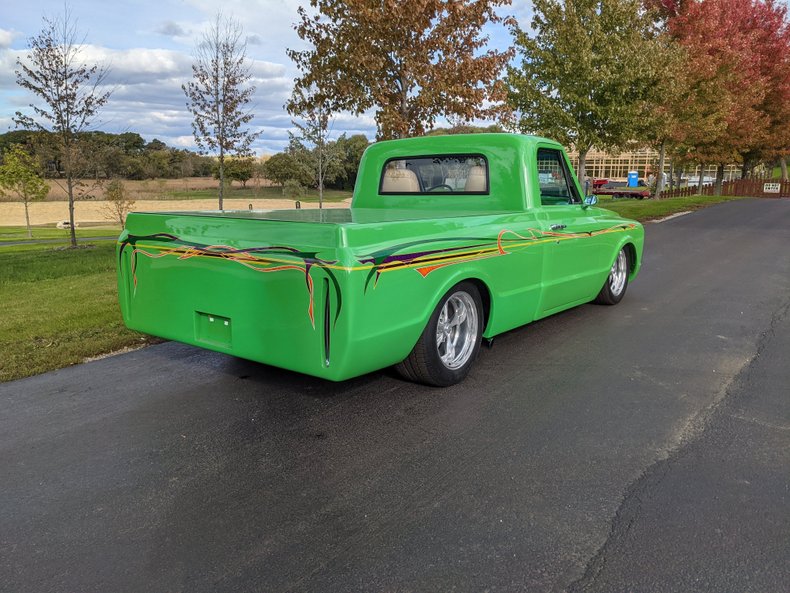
[0, 194, 751, 383]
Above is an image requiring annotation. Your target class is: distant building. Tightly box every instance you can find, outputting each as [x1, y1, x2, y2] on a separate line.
[566, 146, 741, 184]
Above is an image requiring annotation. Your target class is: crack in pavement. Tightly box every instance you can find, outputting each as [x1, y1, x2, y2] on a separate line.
[566, 298, 790, 593]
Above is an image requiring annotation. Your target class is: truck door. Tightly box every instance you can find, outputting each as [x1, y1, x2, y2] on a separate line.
[535, 147, 610, 314]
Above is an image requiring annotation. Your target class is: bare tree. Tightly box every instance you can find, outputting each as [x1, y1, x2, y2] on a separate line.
[14, 9, 111, 248]
[183, 14, 259, 210]
[288, 89, 341, 209]
[100, 179, 135, 227]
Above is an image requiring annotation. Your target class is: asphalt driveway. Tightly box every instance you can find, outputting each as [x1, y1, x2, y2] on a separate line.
[1, 198, 788, 593]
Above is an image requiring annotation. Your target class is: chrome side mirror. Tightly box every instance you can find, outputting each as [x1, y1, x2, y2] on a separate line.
[583, 195, 598, 208]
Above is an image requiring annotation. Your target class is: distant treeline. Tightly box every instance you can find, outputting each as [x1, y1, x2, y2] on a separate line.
[0, 130, 216, 180]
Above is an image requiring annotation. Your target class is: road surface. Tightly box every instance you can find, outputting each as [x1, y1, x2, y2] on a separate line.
[1, 199, 788, 593]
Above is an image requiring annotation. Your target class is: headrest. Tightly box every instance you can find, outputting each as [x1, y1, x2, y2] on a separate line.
[381, 167, 421, 193]
[464, 166, 487, 192]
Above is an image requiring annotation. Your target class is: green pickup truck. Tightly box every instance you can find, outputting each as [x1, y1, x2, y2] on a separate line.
[117, 134, 644, 386]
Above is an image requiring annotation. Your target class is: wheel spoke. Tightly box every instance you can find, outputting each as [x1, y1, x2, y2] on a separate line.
[608, 249, 628, 296]
[444, 335, 456, 360]
[450, 308, 467, 327]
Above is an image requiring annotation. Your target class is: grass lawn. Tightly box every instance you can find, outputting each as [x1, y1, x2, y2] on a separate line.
[596, 194, 749, 221]
[0, 240, 155, 382]
[0, 224, 121, 243]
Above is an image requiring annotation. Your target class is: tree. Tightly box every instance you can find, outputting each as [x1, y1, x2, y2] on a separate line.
[100, 179, 135, 227]
[288, 0, 514, 139]
[288, 88, 344, 208]
[332, 133, 369, 190]
[183, 14, 260, 209]
[506, 0, 662, 181]
[216, 157, 255, 188]
[282, 179, 306, 200]
[633, 33, 686, 199]
[665, 0, 785, 192]
[261, 149, 314, 187]
[0, 144, 49, 238]
[731, 0, 790, 181]
[14, 9, 111, 247]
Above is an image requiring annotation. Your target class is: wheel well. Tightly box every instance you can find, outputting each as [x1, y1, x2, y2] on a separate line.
[465, 278, 491, 331]
[623, 242, 637, 273]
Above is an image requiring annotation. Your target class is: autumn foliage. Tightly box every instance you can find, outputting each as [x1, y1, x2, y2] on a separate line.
[664, 0, 790, 174]
[289, 0, 514, 139]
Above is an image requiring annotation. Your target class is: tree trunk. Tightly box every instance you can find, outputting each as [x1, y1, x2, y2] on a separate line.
[781, 157, 788, 182]
[577, 146, 589, 189]
[741, 158, 751, 179]
[697, 163, 705, 194]
[399, 73, 409, 139]
[60, 137, 78, 248]
[714, 163, 725, 196]
[24, 199, 32, 239]
[218, 150, 225, 210]
[668, 161, 674, 191]
[318, 143, 324, 210]
[655, 141, 666, 200]
[66, 169, 77, 247]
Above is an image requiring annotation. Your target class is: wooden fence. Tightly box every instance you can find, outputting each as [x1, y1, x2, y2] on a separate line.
[661, 178, 790, 199]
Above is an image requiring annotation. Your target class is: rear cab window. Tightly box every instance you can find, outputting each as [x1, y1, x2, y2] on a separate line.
[379, 154, 489, 195]
[536, 148, 581, 206]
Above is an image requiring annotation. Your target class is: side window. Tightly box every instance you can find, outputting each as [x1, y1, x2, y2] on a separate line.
[536, 148, 580, 206]
[379, 155, 488, 195]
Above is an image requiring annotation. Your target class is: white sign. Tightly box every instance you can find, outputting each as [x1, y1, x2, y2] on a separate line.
[764, 183, 781, 193]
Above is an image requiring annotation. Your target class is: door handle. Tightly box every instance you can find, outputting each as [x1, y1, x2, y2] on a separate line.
[550, 224, 567, 231]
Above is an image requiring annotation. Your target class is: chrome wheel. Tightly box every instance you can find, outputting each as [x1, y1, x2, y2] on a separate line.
[609, 249, 628, 297]
[435, 291, 479, 370]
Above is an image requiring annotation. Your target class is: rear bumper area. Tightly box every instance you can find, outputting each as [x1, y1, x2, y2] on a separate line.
[116, 230, 354, 381]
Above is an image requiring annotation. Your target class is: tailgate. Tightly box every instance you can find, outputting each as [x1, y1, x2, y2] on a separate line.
[117, 211, 346, 376]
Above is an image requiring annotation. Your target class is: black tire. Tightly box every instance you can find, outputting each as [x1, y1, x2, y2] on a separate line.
[594, 247, 631, 305]
[395, 281, 483, 387]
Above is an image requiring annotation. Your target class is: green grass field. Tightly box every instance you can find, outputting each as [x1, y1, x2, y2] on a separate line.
[596, 194, 748, 220]
[0, 224, 121, 243]
[0, 240, 155, 382]
[0, 193, 752, 382]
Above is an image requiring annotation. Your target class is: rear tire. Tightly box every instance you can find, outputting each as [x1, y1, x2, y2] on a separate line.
[395, 281, 483, 387]
[594, 247, 631, 305]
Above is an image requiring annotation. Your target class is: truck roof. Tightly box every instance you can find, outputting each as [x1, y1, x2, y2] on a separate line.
[364, 132, 559, 153]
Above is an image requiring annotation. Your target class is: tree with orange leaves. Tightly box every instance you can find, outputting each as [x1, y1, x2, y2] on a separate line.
[288, 0, 514, 140]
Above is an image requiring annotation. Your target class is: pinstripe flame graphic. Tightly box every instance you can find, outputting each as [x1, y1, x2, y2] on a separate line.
[118, 233, 340, 329]
[357, 224, 636, 289]
[119, 224, 636, 324]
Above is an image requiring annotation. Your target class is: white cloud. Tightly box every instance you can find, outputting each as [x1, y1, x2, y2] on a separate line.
[0, 28, 19, 49]
[0, 1, 383, 152]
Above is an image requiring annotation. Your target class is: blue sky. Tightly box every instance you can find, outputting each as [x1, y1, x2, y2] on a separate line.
[0, 0, 528, 154]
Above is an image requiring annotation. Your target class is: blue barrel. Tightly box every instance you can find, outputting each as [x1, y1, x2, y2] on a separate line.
[627, 171, 639, 187]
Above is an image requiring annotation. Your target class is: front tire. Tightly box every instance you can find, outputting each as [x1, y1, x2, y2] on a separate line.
[396, 281, 483, 386]
[594, 247, 631, 305]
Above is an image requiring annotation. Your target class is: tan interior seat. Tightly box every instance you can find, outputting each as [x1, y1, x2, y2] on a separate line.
[464, 165, 487, 192]
[381, 168, 421, 193]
